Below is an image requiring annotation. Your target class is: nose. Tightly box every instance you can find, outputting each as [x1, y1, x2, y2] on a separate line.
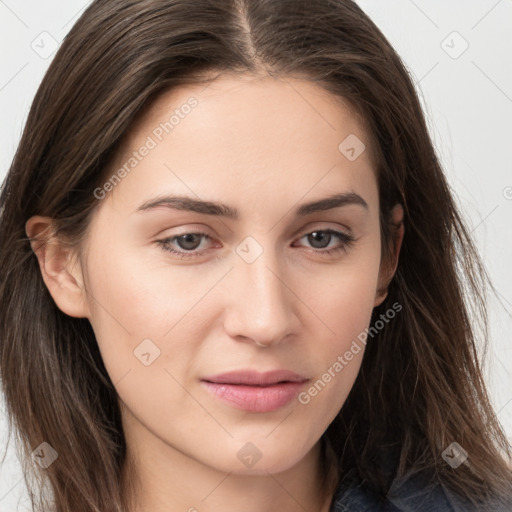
[222, 248, 297, 348]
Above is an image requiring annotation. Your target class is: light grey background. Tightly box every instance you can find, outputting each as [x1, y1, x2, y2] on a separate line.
[1, 1, 511, 510]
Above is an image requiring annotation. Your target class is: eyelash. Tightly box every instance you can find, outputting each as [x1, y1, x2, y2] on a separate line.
[156, 229, 355, 260]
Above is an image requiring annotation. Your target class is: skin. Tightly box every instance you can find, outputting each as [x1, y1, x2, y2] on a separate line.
[27, 72, 404, 512]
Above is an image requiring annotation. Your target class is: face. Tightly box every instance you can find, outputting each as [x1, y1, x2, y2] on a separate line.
[47, 73, 392, 475]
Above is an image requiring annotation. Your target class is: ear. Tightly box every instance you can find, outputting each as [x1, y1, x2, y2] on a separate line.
[25, 216, 90, 318]
[374, 204, 404, 307]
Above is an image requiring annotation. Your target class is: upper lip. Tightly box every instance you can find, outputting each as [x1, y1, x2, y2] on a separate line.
[202, 369, 308, 386]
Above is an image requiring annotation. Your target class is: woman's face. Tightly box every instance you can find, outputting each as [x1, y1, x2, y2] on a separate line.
[70, 73, 389, 474]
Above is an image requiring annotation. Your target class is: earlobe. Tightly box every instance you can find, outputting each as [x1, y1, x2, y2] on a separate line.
[374, 204, 405, 307]
[25, 216, 90, 318]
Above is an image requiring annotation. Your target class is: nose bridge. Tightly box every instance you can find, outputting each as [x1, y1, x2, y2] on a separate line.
[224, 239, 295, 345]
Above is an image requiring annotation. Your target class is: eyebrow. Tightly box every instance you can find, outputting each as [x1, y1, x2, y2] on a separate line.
[136, 192, 368, 219]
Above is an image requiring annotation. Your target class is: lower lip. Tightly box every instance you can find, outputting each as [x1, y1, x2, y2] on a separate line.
[201, 381, 307, 413]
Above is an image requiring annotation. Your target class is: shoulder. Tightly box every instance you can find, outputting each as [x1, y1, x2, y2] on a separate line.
[329, 467, 512, 512]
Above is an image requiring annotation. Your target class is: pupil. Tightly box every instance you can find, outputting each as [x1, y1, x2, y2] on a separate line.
[309, 231, 330, 249]
[179, 234, 200, 250]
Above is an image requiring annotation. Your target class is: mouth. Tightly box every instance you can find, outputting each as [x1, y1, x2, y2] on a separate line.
[201, 369, 309, 413]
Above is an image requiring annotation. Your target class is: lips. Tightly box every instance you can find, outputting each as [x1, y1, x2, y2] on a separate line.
[201, 370, 309, 413]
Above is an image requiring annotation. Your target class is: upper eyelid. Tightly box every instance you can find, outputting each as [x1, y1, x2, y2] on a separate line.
[160, 221, 353, 239]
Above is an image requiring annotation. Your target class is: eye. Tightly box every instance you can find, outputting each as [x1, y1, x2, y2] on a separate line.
[156, 228, 355, 260]
[294, 229, 355, 256]
[157, 232, 213, 259]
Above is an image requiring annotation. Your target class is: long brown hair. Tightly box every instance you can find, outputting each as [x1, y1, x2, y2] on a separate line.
[1, 0, 511, 510]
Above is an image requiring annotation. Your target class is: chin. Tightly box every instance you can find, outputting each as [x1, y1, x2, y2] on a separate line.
[204, 442, 313, 476]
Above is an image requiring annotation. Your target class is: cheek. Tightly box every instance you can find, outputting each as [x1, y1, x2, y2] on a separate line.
[87, 243, 223, 325]
[81, 250, 171, 370]
[294, 242, 381, 408]
[301, 238, 381, 339]
[294, 294, 374, 428]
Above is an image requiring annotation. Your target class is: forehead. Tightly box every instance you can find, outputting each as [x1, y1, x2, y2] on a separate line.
[136, 72, 369, 146]
[100, 72, 378, 218]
